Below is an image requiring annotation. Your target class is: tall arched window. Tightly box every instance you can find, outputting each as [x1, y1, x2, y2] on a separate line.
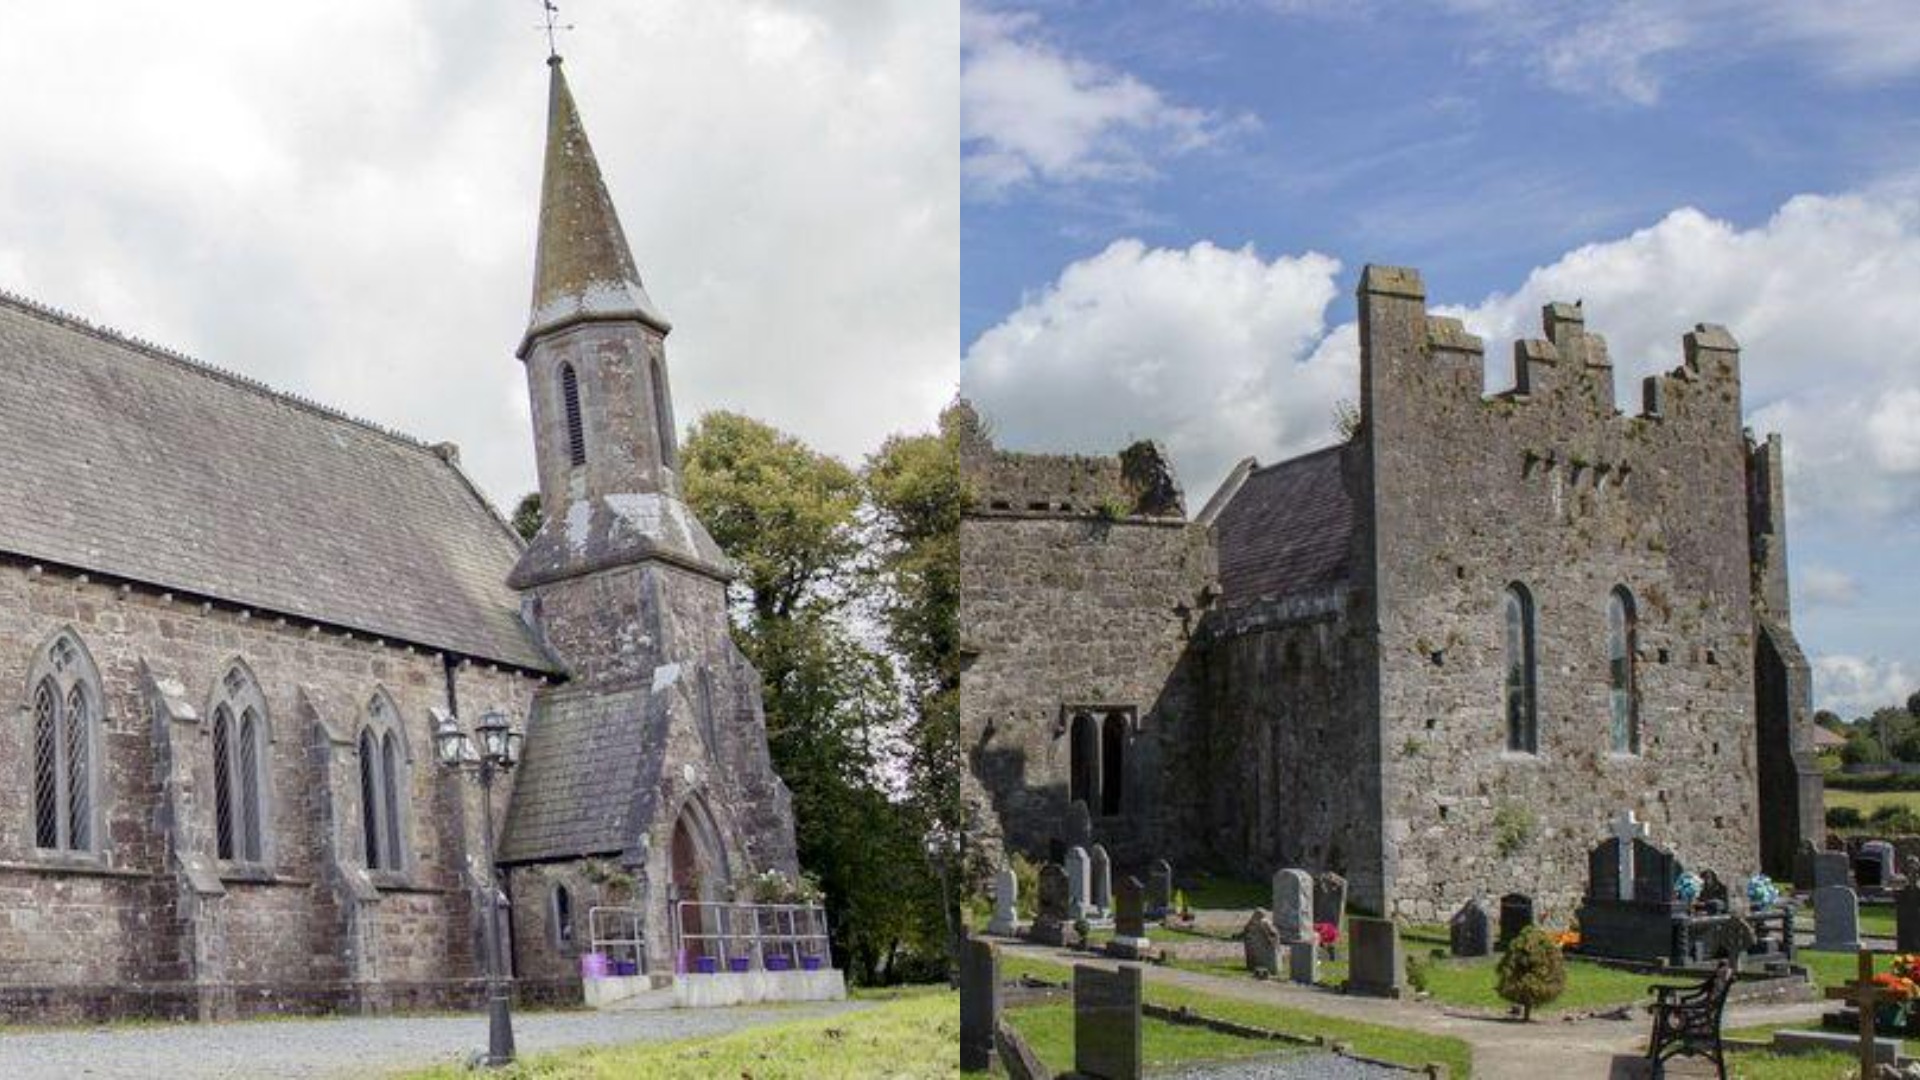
[1100, 712, 1126, 816]
[359, 692, 410, 872]
[1068, 712, 1099, 809]
[210, 664, 269, 864]
[1504, 585, 1539, 754]
[560, 362, 586, 468]
[1608, 587, 1640, 755]
[551, 883, 575, 949]
[650, 354, 676, 470]
[29, 632, 102, 854]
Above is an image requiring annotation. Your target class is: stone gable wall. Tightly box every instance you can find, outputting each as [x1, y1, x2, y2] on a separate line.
[1357, 268, 1762, 922]
[0, 560, 547, 1020]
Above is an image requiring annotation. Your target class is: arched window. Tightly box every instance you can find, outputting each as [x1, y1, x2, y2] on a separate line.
[1504, 585, 1539, 754]
[1068, 712, 1099, 809]
[552, 883, 575, 950]
[560, 363, 586, 468]
[359, 692, 410, 873]
[210, 664, 269, 864]
[1100, 712, 1126, 816]
[651, 354, 676, 470]
[29, 632, 102, 854]
[1608, 587, 1640, 755]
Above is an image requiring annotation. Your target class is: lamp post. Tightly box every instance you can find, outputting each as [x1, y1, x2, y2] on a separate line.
[434, 708, 525, 1068]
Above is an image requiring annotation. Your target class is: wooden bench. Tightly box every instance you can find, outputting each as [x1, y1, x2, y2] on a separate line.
[1645, 961, 1734, 1079]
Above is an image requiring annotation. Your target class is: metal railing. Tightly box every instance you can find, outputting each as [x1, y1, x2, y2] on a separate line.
[586, 906, 648, 977]
[671, 901, 830, 974]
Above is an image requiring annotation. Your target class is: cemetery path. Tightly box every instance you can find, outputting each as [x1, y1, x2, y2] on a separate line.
[1000, 942, 1829, 1079]
[0, 999, 868, 1079]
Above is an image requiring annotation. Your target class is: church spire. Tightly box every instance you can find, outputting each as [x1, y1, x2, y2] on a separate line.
[520, 55, 668, 359]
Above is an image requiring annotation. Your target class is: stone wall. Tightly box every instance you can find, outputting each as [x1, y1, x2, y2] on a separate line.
[959, 452, 1216, 869]
[0, 558, 549, 1020]
[1357, 267, 1764, 921]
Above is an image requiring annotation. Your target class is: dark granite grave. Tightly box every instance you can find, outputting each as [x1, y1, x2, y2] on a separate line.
[1074, 963, 1143, 1080]
[1450, 898, 1491, 957]
[960, 936, 999, 1072]
[1147, 860, 1173, 917]
[1107, 876, 1153, 960]
[1575, 828, 1793, 966]
[1899, 861, 1920, 953]
[1347, 917, 1404, 999]
[1029, 863, 1071, 946]
[1497, 893, 1534, 950]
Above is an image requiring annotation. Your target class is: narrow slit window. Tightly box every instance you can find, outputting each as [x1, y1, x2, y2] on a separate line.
[359, 729, 384, 870]
[561, 363, 586, 467]
[1100, 712, 1126, 816]
[651, 355, 675, 469]
[213, 706, 236, 860]
[1608, 587, 1640, 755]
[32, 680, 59, 849]
[1504, 584, 1539, 754]
[239, 709, 264, 861]
[381, 732, 404, 872]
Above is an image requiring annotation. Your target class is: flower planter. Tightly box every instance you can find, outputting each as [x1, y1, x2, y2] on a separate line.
[801, 956, 823, 972]
[695, 956, 719, 975]
[765, 956, 792, 972]
[728, 957, 752, 973]
[613, 960, 638, 977]
[580, 952, 610, 980]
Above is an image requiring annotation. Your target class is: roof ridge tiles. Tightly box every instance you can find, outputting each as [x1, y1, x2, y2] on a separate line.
[0, 286, 439, 457]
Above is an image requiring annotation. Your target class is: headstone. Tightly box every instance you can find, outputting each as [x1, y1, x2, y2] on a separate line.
[1811, 885, 1862, 952]
[1147, 860, 1173, 916]
[1271, 869, 1313, 943]
[1859, 841, 1896, 891]
[1066, 847, 1093, 918]
[1314, 871, 1348, 928]
[1090, 844, 1113, 913]
[1030, 863, 1070, 946]
[1811, 851, 1852, 891]
[960, 936, 1000, 1072]
[1242, 909, 1280, 974]
[1074, 963, 1143, 1080]
[1899, 873, 1920, 953]
[1497, 893, 1534, 950]
[1347, 917, 1404, 998]
[1287, 940, 1318, 985]
[1108, 877, 1152, 960]
[989, 866, 1020, 936]
[1048, 838, 1066, 865]
[1449, 898, 1491, 957]
[1699, 869, 1729, 912]
[1792, 840, 1816, 892]
[1065, 800, 1093, 850]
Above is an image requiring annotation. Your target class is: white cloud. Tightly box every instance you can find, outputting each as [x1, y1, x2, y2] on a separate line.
[962, 5, 1244, 198]
[1814, 654, 1916, 717]
[0, 1, 957, 509]
[962, 239, 1346, 498]
[1800, 567, 1862, 608]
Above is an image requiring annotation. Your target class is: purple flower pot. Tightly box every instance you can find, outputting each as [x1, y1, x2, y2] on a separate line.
[613, 960, 638, 977]
[728, 956, 752, 973]
[695, 956, 719, 975]
[766, 956, 792, 972]
[801, 956, 823, 972]
[580, 953, 610, 980]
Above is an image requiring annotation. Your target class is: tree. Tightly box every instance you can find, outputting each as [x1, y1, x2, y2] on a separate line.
[681, 411, 947, 985]
[1909, 690, 1920, 719]
[1496, 926, 1566, 1021]
[512, 493, 542, 541]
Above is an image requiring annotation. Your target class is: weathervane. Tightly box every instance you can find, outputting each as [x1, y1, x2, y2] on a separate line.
[538, 1, 574, 59]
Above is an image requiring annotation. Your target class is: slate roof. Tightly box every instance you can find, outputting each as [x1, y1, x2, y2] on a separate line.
[0, 292, 554, 672]
[498, 680, 652, 863]
[1213, 442, 1356, 605]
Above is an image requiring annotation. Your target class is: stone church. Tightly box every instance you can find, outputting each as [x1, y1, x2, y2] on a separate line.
[0, 56, 795, 1020]
[959, 265, 1824, 921]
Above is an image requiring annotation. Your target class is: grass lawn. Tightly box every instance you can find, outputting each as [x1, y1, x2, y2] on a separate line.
[1003, 1000, 1301, 1074]
[1823, 788, 1920, 816]
[394, 988, 956, 1080]
[1179, 873, 1271, 911]
[1002, 954, 1472, 1078]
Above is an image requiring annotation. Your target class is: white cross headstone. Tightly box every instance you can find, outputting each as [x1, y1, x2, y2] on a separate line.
[1610, 809, 1649, 901]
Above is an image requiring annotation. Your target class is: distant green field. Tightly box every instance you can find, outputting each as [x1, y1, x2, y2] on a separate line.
[1826, 788, 1920, 815]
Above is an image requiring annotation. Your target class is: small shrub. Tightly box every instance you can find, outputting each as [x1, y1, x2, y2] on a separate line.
[1493, 803, 1536, 859]
[1495, 926, 1566, 1021]
[1011, 853, 1039, 919]
[1828, 806, 1866, 830]
[1406, 953, 1431, 994]
[1869, 805, 1920, 834]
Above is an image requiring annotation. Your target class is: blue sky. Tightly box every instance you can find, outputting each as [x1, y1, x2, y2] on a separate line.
[960, 0, 1920, 716]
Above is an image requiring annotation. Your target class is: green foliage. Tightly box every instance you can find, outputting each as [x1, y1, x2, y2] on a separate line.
[1828, 805, 1866, 830]
[1493, 803, 1535, 858]
[681, 412, 947, 986]
[1495, 926, 1567, 1021]
[1010, 852, 1039, 918]
[1405, 952, 1431, 994]
[511, 492, 542, 541]
[1870, 804, 1920, 834]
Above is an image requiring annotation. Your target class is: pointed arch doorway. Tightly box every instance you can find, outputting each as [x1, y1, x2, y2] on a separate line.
[669, 796, 729, 972]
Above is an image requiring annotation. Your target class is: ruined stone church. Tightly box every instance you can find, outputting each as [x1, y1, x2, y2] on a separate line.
[0, 56, 795, 1019]
[959, 265, 1825, 921]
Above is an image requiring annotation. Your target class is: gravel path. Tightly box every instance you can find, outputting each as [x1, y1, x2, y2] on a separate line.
[0, 1001, 868, 1079]
[1154, 1051, 1405, 1078]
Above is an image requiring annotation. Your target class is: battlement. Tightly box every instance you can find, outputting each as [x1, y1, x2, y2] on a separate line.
[1359, 265, 1743, 428]
[954, 399, 1186, 520]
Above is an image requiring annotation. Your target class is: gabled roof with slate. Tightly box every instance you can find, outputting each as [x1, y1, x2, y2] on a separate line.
[0, 291, 554, 672]
[497, 680, 653, 863]
[1212, 442, 1357, 605]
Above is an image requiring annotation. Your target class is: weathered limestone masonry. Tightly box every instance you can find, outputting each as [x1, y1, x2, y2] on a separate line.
[494, 55, 798, 981]
[957, 406, 1216, 867]
[959, 263, 1820, 921]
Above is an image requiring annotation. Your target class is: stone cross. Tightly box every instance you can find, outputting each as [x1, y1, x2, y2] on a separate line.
[1609, 809, 1650, 901]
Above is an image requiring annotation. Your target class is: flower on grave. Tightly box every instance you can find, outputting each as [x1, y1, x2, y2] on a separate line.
[1893, 954, 1920, 983]
[1553, 929, 1581, 949]
[1674, 871, 1703, 904]
[1745, 874, 1779, 911]
[1872, 972, 1919, 1002]
[1174, 889, 1193, 920]
[1315, 921, 1340, 947]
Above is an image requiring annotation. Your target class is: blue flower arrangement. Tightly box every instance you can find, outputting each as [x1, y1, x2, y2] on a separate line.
[1746, 874, 1780, 911]
[1675, 870, 1703, 903]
